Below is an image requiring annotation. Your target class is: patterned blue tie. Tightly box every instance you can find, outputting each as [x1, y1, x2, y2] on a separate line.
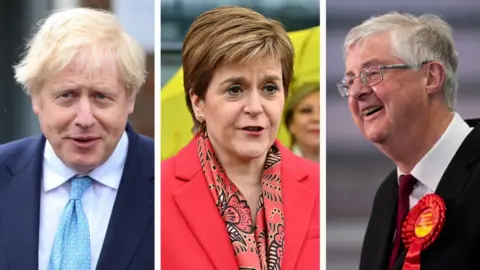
[48, 176, 93, 270]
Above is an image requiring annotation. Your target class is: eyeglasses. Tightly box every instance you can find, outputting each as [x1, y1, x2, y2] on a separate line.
[336, 62, 429, 97]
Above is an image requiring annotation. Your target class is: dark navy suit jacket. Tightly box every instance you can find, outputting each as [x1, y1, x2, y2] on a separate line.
[0, 124, 154, 269]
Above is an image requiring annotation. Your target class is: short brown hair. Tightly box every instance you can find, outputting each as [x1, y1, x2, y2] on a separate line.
[182, 6, 294, 132]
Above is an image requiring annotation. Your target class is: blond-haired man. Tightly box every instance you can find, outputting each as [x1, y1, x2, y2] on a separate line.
[0, 8, 153, 270]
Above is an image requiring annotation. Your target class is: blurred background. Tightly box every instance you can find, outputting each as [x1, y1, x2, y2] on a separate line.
[326, 0, 480, 269]
[161, 0, 319, 86]
[0, 0, 154, 144]
[160, 0, 320, 159]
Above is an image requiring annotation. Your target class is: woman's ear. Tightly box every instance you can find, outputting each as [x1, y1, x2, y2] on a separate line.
[189, 89, 205, 120]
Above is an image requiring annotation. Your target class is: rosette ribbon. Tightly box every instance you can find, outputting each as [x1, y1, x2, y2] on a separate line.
[401, 194, 446, 270]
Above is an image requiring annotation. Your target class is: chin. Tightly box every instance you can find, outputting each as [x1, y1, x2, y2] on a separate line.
[234, 143, 270, 160]
[66, 155, 99, 172]
[365, 129, 389, 144]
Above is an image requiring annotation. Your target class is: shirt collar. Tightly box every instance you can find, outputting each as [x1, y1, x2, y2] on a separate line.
[43, 131, 129, 192]
[397, 112, 472, 191]
[292, 144, 303, 157]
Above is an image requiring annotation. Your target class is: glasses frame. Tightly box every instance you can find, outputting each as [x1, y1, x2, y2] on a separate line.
[337, 62, 430, 97]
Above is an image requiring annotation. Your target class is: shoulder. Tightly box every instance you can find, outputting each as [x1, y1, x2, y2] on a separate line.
[0, 136, 40, 164]
[161, 138, 199, 189]
[162, 137, 199, 173]
[137, 134, 154, 150]
[129, 132, 154, 161]
[279, 144, 319, 193]
[161, 153, 177, 176]
[372, 169, 397, 205]
[295, 155, 320, 193]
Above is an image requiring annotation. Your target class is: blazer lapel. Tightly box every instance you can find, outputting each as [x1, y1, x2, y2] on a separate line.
[435, 120, 480, 205]
[172, 139, 238, 270]
[395, 119, 480, 270]
[359, 171, 398, 270]
[377, 173, 399, 270]
[96, 126, 154, 269]
[280, 147, 317, 270]
[393, 120, 480, 269]
[0, 136, 44, 269]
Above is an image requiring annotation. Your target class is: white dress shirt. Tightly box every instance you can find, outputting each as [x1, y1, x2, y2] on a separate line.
[292, 144, 304, 157]
[397, 113, 472, 209]
[38, 132, 128, 270]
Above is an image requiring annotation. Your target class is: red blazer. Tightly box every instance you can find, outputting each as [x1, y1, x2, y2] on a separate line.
[161, 138, 320, 270]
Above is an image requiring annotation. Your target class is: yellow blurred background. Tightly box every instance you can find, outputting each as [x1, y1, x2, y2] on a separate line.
[161, 26, 320, 159]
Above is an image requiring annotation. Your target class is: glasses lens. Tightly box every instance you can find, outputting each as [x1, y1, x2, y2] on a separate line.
[337, 79, 349, 97]
[361, 68, 382, 86]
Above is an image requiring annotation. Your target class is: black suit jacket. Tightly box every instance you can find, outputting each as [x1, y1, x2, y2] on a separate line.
[360, 118, 480, 270]
[0, 124, 154, 269]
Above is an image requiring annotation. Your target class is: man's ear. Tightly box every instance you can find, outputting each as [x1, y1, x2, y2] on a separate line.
[424, 61, 446, 95]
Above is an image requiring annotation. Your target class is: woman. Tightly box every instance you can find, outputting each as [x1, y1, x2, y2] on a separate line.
[284, 83, 320, 162]
[161, 6, 320, 270]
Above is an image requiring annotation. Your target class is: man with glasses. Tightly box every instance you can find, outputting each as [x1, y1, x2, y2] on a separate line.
[341, 12, 480, 270]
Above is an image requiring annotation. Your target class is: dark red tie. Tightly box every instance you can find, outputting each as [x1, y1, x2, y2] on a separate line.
[388, 174, 417, 269]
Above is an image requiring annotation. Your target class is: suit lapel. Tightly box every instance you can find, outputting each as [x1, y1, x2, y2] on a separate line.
[280, 147, 316, 270]
[0, 136, 44, 270]
[393, 120, 480, 269]
[360, 171, 398, 270]
[173, 138, 238, 270]
[434, 120, 480, 204]
[377, 173, 398, 270]
[393, 119, 480, 269]
[96, 126, 154, 270]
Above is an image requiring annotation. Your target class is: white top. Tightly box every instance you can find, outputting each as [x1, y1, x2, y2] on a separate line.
[38, 132, 128, 270]
[397, 113, 472, 209]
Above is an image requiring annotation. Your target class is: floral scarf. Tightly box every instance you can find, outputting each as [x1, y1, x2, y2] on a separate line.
[197, 131, 285, 270]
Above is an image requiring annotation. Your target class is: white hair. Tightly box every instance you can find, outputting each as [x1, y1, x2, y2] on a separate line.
[344, 12, 459, 109]
[14, 7, 147, 96]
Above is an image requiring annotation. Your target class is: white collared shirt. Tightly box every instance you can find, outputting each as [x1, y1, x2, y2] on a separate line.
[397, 112, 472, 209]
[292, 144, 304, 157]
[38, 132, 128, 270]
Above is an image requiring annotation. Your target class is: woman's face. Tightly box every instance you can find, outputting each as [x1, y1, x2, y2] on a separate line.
[288, 91, 320, 150]
[190, 56, 285, 162]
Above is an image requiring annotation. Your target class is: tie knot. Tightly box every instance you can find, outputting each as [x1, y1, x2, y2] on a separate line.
[399, 174, 417, 196]
[70, 176, 92, 200]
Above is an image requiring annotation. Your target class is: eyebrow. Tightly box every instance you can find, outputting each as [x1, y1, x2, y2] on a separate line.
[220, 75, 282, 85]
[51, 84, 113, 93]
[345, 59, 382, 76]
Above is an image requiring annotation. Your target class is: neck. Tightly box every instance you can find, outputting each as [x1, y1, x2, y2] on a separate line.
[295, 143, 319, 162]
[209, 142, 266, 188]
[377, 107, 454, 173]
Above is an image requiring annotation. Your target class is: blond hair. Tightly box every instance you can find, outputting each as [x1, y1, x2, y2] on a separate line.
[284, 82, 319, 146]
[182, 6, 295, 132]
[14, 7, 147, 96]
[344, 12, 458, 109]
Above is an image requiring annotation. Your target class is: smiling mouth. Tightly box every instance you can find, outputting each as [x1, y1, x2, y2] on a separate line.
[362, 106, 384, 117]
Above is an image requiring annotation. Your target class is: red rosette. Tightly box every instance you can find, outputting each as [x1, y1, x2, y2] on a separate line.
[401, 194, 446, 270]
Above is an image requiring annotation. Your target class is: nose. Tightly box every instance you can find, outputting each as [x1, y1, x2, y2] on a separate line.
[312, 108, 320, 122]
[244, 90, 264, 116]
[349, 79, 373, 100]
[74, 96, 95, 128]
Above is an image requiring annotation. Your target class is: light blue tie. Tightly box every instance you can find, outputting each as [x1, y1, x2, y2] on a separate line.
[48, 176, 92, 270]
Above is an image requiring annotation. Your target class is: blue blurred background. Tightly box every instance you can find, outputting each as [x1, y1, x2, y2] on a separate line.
[327, 0, 480, 269]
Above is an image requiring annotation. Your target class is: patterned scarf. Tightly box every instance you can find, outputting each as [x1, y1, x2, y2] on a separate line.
[197, 131, 285, 270]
